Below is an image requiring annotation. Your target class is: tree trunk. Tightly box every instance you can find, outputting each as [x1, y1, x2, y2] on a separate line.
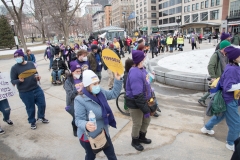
[64, 25, 70, 45]
[18, 24, 27, 52]
[41, 24, 46, 44]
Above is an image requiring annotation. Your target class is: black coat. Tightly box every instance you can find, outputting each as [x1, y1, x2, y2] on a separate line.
[150, 38, 157, 49]
[52, 59, 67, 71]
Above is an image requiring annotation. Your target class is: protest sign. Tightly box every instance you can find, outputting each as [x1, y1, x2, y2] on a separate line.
[18, 69, 37, 79]
[102, 49, 124, 75]
[0, 72, 15, 101]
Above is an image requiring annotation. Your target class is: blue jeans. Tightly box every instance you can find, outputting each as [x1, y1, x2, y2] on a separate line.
[49, 57, 54, 69]
[170, 47, 173, 52]
[127, 46, 131, 54]
[19, 87, 46, 124]
[205, 100, 240, 145]
[80, 135, 117, 160]
[0, 99, 11, 121]
[52, 69, 63, 81]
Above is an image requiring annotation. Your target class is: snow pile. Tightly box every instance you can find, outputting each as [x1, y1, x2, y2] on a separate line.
[158, 48, 215, 75]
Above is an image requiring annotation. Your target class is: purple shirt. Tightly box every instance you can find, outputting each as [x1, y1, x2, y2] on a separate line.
[126, 67, 152, 100]
[220, 64, 240, 104]
[74, 79, 82, 91]
[75, 60, 89, 71]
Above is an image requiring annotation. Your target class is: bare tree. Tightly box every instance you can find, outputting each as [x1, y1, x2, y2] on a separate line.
[42, 0, 84, 44]
[1, 0, 27, 51]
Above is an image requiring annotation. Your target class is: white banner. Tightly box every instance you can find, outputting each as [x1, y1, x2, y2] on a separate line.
[0, 72, 15, 101]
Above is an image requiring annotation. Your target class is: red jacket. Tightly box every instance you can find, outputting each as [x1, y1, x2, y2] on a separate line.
[126, 38, 132, 46]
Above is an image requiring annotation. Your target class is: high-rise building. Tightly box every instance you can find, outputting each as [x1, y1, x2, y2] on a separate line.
[85, 3, 103, 15]
[104, 4, 112, 27]
[227, 0, 240, 33]
[93, 0, 109, 7]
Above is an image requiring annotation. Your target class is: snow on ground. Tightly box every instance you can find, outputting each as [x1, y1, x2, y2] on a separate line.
[158, 48, 215, 75]
[0, 45, 46, 56]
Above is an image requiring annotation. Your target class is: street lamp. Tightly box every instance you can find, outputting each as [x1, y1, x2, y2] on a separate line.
[122, 12, 126, 32]
[10, 20, 19, 49]
[176, 16, 181, 34]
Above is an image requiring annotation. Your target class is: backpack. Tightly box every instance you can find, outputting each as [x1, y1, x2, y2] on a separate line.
[206, 90, 226, 116]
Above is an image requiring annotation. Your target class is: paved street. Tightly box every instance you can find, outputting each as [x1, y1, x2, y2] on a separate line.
[0, 41, 233, 160]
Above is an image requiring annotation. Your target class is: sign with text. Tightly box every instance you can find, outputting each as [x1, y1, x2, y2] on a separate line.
[0, 72, 15, 101]
[102, 49, 124, 75]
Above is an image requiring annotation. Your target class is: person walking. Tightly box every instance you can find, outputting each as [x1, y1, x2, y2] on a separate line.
[64, 61, 82, 137]
[11, 49, 49, 130]
[198, 40, 231, 106]
[168, 35, 174, 53]
[125, 50, 153, 151]
[201, 46, 240, 151]
[74, 70, 122, 160]
[75, 49, 89, 71]
[126, 36, 132, 54]
[161, 36, 166, 53]
[150, 36, 157, 58]
[189, 33, 198, 50]
[24, 49, 36, 63]
[44, 42, 55, 71]
[212, 32, 218, 46]
[173, 36, 177, 51]
[232, 32, 240, 46]
[118, 37, 125, 58]
[88, 45, 103, 80]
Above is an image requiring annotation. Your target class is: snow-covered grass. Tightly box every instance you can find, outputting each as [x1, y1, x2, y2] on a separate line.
[0, 45, 46, 56]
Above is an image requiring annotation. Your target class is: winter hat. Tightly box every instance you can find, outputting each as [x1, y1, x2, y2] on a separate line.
[91, 44, 98, 50]
[225, 46, 240, 61]
[132, 50, 145, 64]
[14, 49, 24, 57]
[220, 40, 231, 50]
[82, 70, 99, 87]
[92, 40, 98, 45]
[70, 61, 81, 72]
[109, 43, 114, 49]
[220, 33, 231, 41]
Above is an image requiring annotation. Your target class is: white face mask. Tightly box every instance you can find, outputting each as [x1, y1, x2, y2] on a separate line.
[74, 74, 81, 79]
[82, 57, 88, 61]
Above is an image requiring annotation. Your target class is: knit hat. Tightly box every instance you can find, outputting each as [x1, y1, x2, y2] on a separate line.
[225, 46, 240, 61]
[70, 61, 81, 72]
[109, 43, 114, 49]
[91, 44, 98, 50]
[82, 70, 99, 87]
[14, 49, 24, 57]
[220, 33, 231, 41]
[92, 40, 98, 45]
[132, 50, 145, 64]
[220, 40, 231, 50]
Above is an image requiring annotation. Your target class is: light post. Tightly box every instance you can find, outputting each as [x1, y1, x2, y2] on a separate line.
[10, 20, 18, 49]
[122, 12, 126, 32]
[176, 16, 181, 34]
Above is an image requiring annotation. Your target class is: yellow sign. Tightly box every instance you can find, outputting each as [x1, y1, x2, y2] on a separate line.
[102, 49, 124, 75]
[177, 38, 184, 44]
[18, 69, 37, 79]
[134, 32, 139, 36]
[166, 38, 173, 44]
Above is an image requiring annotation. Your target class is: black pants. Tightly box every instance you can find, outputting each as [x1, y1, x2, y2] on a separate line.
[80, 135, 117, 160]
[191, 43, 196, 50]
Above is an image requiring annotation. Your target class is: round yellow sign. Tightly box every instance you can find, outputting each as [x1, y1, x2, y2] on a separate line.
[102, 49, 124, 75]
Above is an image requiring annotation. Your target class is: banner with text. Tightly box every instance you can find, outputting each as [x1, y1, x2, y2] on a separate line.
[0, 72, 15, 101]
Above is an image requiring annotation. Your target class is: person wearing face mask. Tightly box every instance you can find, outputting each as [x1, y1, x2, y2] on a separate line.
[74, 69, 122, 159]
[201, 46, 240, 151]
[87, 45, 103, 80]
[11, 49, 49, 130]
[51, 53, 68, 84]
[125, 50, 153, 151]
[75, 49, 89, 71]
[44, 42, 55, 71]
[64, 61, 83, 137]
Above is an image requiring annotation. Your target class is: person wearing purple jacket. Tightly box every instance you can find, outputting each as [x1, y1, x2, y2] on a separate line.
[201, 46, 240, 151]
[125, 50, 152, 151]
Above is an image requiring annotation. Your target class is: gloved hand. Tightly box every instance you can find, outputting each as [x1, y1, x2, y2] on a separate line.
[144, 113, 150, 118]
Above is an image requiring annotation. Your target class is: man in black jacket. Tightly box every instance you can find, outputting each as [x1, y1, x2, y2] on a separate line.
[150, 36, 157, 58]
[51, 53, 68, 84]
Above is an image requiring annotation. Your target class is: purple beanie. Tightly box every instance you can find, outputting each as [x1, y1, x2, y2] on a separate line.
[220, 32, 231, 41]
[70, 61, 81, 72]
[14, 49, 24, 57]
[225, 46, 240, 61]
[132, 50, 145, 64]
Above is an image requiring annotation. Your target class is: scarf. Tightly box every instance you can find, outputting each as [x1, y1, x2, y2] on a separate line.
[82, 88, 116, 128]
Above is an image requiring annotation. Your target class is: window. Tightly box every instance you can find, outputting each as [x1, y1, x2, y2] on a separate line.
[151, 13, 157, 18]
[169, 17, 175, 23]
[192, 13, 198, 22]
[151, 0, 156, 4]
[229, 1, 240, 17]
[205, 0, 209, 8]
[159, 12, 162, 17]
[187, 5, 190, 12]
[151, 20, 157, 24]
[201, 2, 204, 9]
[140, 2, 142, 7]
[176, 0, 182, 4]
[163, 10, 168, 16]
[140, 8, 142, 13]
[192, 4, 195, 11]
[196, 3, 199, 10]
[211, 0, 214, 7]
[216, 0, 220, 5]
[169, 8, 175, 15]
[159, 20, 162, 25]
[176, 6, 182, 13]
[184, 0, 188, 3]
[144, 14, 147, 18]
[136, 4, 138, 8]
[144, 21, 147, 24]
[184, 6, 187, 12]
[169, 0, 175, 6]
[136, 10, 139, 14]
[159, 4, 162, 9]
[151, 6, 156, 10]
[163, 2, 168, 8]
[184, 15, 190, 23]
[201, 12, 208, 21]
[210, 10, 219, 20]
[163, 18, 168, 24]
[144, 0, 147, 5]
[144, 7, 147, 12]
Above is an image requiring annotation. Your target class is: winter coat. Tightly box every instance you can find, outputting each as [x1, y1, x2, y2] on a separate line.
[64, 76, 78, 107]
[44, 46, 55, 58]
[51, 59, 67, 71]
[119, 39, 124, 48]
[232, 35, 240, 46]
[189, 34, 198, 43]
[74, 79, 122, 140]
[24, 54, 36, 63]
[87, 52, 102, 73]
[150, 38, 157, 49]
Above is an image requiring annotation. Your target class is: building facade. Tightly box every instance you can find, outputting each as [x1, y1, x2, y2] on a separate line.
[85, 3, 103, 15]
[135, 0, 159, 35]
[93, 0, 109, 6]
[92, 11, 105, 31]
[111, 0, 134, 31]
[227, 0, 240, 34]
[104, 4, 112, 27]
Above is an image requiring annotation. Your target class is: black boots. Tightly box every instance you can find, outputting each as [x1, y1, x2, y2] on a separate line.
[72, 121, 77, 137]
[139, 131, 152, 144]
[132, 137, 144, 151]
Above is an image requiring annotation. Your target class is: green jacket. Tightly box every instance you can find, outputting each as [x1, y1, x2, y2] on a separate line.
[232, 35, 240, 46]
[207, 50, 222, 78]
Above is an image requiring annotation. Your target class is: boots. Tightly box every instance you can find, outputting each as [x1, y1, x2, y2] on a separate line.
[72, 121, 77, 137]
[131, 137, 144, 151]
[139, 131, 152, 144]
